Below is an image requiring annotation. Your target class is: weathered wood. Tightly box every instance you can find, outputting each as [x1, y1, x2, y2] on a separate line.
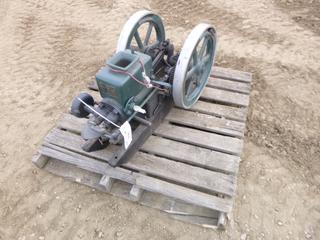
[45, 128, 236, 196]
[191, 100, 247, 122]
[88, 80, 98, 91]
[99, 175, 114, 192]
[45, 128, 117, 159]
[171, 215, 218, 229]
[166, 108, 245, 137]
[40, 146, 232, 213]
[129, 185, 143, 201]
[155, 122, 243, 156]
[211, 66, 252, 83]
[57, 113, 85, 133]
[141, 135, 240, 174]
[32, 152, 49, 168]
[33, 66, 253, 229]
[46, 129, 234, 196]
[40, 144, 137, 184]
[44, 158, 222, 228]
[44, 158, 107, 192]
[207, 77, 251, 94]
[201, 87, 250, 107]
[125, 152, 236, 196]
[40, 145, 109, 174]
[148, 196, 219, 218]
[46, 129, 240, 174]
[217, 213, 227, 230]
[135, 174, 232, 213]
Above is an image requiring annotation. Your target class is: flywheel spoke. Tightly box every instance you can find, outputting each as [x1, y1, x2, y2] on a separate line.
[144, 22, 153, 46]
[198, 37, 208, 59]
[186, 65, 197, 80]
[192, 50, 198, 65]
[134, 31, 144, 50]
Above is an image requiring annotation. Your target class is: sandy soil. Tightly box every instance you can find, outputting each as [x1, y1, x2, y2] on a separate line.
[0, 0, 320, 239]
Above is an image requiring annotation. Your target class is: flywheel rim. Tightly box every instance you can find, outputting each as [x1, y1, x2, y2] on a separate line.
[173, 23, 217, 109]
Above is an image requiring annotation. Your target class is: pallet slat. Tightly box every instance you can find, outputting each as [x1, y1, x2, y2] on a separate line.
[45, 159, 221, 228]
[45, 128, 117, 158]
[58, 113, 85, 133]
[135, 174, 232, 213]
[142, 135, 240, 174]
[211, 66, 252, 83]
[166, 108, 245, 137]
[57, 114, 243, 156]
[45, 128, 236, 196]
[201, 88, 250, 107]
[190, 100, 247, 122]
[207, 77, 251, 94]
[155, 122, 243, 156]
[48, 127, 240, 177]
[126, 152, 235, 196]
[39, 145, 232, 213]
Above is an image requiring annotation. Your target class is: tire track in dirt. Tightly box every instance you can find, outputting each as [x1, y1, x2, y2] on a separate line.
[274, 0, 320, 35]
[150, 0, 284, 45]
[150, 0, 320, 71]
[206, 0, 320, 70]
[83, 0, 113, 12]
[0, 0, 9, 23]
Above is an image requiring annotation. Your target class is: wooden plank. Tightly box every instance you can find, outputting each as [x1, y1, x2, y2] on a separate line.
[57, 113, 85, 133]
[155, 122, 243, 156]
[142, 194, 219, 218]
[44, 158, 107, 192]
[126, 152, 235, 196]
[99, 175, 114, 192]
[141, 135, 240, 174]
[32, 152, 49, 168]
[44, 128, 117, 160]
[46, 128, 236, 196]
[40, 145, 232, 212]
[217, 213, 227, 230]
[207, 77, 251, 94]
[45, 159, 221, 227]
[40, 144, 137, 184]
[57, 106, 247, 141]
[202, 87, 250, 107]
[171, 215, 218, 229]
[190, 100, 247, 122]
[211, 66, 252, 83]
[129, 185, 143, 201]
[135, 174, 232, 213]
[166, 108, 245, 138]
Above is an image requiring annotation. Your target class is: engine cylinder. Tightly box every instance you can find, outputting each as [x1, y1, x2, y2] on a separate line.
[95, 50, 153, 115]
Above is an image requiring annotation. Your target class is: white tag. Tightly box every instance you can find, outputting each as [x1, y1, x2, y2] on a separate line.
[142, 71, 152, 87]
[119, 121, 132, 149]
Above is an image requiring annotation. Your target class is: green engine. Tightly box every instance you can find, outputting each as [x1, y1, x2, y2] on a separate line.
[96, 50, 153, 115]
[70, 10, 216, 167]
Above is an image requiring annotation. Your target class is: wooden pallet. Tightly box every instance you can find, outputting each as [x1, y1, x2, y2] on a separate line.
[32, 66, 252, 229]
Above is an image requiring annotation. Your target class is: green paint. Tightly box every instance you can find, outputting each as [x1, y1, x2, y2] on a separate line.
[96, 50, 152, 115]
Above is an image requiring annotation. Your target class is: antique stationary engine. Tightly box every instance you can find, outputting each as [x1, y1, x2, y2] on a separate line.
[70, 10, 217, 166]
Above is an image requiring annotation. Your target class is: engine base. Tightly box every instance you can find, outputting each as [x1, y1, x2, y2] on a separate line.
[108, 95, 173, 166]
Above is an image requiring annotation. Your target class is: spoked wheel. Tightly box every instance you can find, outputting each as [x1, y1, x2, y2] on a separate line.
[116, 10, 165, 53]
[173, 23, 217, 109]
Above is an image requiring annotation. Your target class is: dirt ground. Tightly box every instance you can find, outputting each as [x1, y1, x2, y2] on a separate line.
[0, 0, 319, 239]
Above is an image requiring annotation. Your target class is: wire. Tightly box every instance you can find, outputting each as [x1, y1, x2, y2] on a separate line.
[108, 58, 168, 93]
[77, 97, 121, 128]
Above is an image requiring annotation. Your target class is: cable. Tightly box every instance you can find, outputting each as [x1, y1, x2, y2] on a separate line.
[77, 97, 120, 128]
[108, 58, 168, 93]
